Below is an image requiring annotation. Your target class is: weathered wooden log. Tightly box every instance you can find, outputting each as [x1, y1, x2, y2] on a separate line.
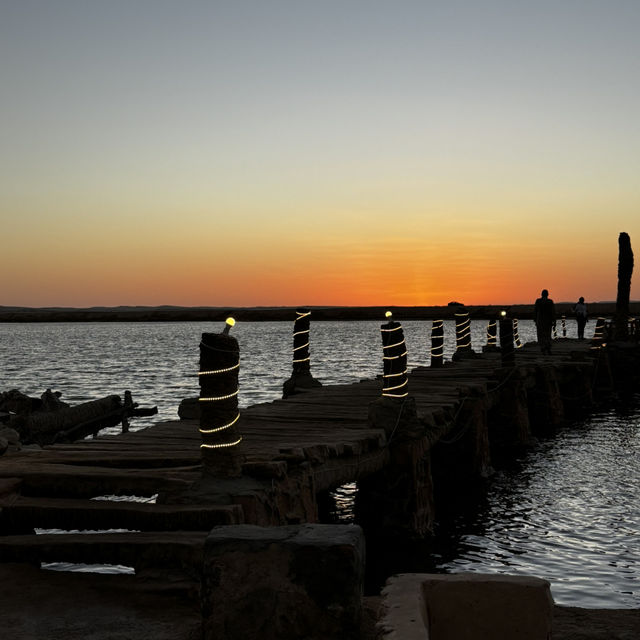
[615, 231, 634, 341]
[10, 395, 124, 446]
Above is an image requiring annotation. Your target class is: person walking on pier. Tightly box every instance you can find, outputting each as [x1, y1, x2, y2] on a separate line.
[534, 289, 556, 354]
[573, 296, 588, 339]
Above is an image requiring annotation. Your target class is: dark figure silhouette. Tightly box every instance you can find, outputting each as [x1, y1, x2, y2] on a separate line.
[534, 289, 556, 354]
[573, 296, 588, 339]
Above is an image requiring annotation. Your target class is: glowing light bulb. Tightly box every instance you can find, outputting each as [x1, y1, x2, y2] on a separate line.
[222, 317, 236, 334]
[501, 310, 507, 317]
[385, 311, 393, 319]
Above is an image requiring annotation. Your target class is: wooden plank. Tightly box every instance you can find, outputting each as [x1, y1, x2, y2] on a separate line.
[1, 496, 243, 532]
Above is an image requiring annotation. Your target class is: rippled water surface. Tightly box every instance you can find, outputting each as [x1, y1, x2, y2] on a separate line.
[2, 319, 637, 608]
[2, 319, 540, 427]
[431, 406, 640, 608]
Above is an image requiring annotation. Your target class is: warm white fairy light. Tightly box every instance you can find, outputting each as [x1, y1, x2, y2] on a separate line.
[383, 350, 408, 360]
[296, 310, 311, 319]
[198, 363, 240, 376]
[199, 413, 240, 434]
[383, 379, 408, 392]
[199, 390, 238, 402]
[381, 325, 403, 333]
[201, 437, 242, 449]
[385, 369, 408, 378]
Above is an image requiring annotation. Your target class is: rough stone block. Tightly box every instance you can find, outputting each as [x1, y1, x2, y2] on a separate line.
[201, 524, 365, 640]
[379, 573, 553, 640]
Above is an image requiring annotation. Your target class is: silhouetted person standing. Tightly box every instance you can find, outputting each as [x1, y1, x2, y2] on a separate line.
[573, 296, 588, 339]
[534, 289, 555, 354]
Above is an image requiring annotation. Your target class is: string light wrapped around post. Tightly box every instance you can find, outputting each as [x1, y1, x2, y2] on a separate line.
[486, 319, 497, 346]
[482, 317, 499, 353]
[452, 306, 474, 361]
[513, 318, 523, 348]
[561, 315, 567, 338]
[552, 323, 558, 340]
[380, 311, 409, 399]
[499, 311, 515, 367]
[198, 317, 243, 476]
[282, 308, 322, 398]
[590, 317, 606, 350]
[430, 319, 444, 367]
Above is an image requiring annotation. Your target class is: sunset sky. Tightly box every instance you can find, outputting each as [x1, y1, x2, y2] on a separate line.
[2, 1, 639, 307]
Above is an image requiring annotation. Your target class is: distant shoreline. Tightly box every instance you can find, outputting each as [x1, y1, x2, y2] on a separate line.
[1, 302, 638, 323]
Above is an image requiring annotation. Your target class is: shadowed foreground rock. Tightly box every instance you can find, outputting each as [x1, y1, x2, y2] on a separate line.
[376, 573, 640, 640]
[201, 524, 365, 640]
[378, 573, 553, 639]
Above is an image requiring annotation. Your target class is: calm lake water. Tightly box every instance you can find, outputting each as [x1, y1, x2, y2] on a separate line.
[1, 319, 638, 608]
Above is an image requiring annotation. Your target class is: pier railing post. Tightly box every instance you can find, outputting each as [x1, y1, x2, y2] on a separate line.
[381, 313, 409, 399]
[363, 312, 432, 538]
[499, 314, 515, 367]
[199, 319, 243, 477]
[591, 317, 606, 350]
[485, 318, 498, 349]
[614, 231, 634, 341]
[453, 307, 474, 360]
[561, 315, 567, 338]
[283, 309, 322, 398]
[430, 319, 444, 367]
[513, 318, 523, 348]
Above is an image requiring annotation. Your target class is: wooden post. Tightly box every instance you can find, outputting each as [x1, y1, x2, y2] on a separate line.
[453, 307, 473, 360]
[591, 317, 606, 350]
[486, 319, 497, 347]
[430, 319, 444, 367]
[499, 316, 515, 367]
[615, 232, 634, 341]
[381, 314, 409, 398]
[561, 316, 567, 338]
[482, 317, 499, 353]
[199, 321, 243, 477]
[282, 309, 322, 398]
[293, 309, 311, 375]
[513, 318, 522, 348]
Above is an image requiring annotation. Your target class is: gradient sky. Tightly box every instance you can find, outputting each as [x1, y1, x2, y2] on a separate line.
[2, 1, 639, 307]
